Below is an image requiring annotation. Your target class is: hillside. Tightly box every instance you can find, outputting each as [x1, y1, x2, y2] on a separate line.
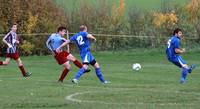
[54, 0, 189, 12]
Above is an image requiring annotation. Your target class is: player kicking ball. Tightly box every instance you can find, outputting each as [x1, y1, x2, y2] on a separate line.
[166, 28, 196, 84]
[46, 26, 90, 82]
[70, 25, 110, 84]
[0, 23, 31, 77]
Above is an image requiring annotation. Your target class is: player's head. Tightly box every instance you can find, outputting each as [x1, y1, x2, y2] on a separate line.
[173, 28, 182, 38]
[80, 25, 87, 32]
[57, 26, 66, 36]
[11, 23, 17, 32]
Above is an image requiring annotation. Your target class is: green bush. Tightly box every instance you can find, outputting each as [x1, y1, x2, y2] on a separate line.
[19, 40, 35, 56]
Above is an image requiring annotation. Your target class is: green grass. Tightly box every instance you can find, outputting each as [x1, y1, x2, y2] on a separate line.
[0, 49, 200, 109]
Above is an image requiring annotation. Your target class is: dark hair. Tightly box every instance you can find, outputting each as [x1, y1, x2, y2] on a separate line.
[173, 28, 182, 35]
[10, 23, 17, 28]
[13, 23, 17, 26]
[79, 25, 86, 31]
[57, 26, 66, 32]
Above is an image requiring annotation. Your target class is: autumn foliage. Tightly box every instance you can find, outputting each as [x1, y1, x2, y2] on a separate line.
[0, 0, 200, 55]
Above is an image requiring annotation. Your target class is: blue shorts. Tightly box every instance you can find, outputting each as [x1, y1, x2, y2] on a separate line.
[168, 56, 186, 68]
[81, 52, 95, 64]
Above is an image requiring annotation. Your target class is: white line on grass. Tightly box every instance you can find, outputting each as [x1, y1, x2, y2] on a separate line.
[2, 78, 199, 105]
[65, 88, 200, 106]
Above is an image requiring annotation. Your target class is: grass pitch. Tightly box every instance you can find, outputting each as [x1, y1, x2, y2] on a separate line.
[0, 49, 200, 109]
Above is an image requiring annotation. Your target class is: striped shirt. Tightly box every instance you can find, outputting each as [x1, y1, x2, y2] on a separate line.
[5, 31, 18, 53]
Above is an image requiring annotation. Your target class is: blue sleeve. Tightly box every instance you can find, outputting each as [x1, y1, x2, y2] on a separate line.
[70, 35, 76, 42]
[174, 39, 180, 49]
[82, 32, 88, 38]
[46, 36, 53, 51]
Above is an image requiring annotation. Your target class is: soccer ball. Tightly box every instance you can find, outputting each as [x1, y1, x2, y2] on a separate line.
[132, 63, 141, 71]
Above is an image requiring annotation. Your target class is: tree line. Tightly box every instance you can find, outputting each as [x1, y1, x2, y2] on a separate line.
[0, 0, 199, 55]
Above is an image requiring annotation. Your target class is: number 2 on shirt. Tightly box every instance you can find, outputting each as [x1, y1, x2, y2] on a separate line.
[77, 35, 85, 45]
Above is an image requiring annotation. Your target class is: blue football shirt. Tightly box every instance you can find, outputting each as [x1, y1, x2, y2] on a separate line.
[70, 31, 90, 55]
[166, 35, 180, 60]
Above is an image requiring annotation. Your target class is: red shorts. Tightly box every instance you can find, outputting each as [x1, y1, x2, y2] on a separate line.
[6, 52, 20, 60]
[54, 51, 69, 65]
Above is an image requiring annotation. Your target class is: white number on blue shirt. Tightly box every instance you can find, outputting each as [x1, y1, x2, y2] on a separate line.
[167, 39, 171, 48]
[77, 35, 84, 45]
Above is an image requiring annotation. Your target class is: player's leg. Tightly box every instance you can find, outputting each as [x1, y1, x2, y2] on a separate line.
[89, 53, 109, 84]
[58, 61, 70, 82]
[188, 64, 196, 73]
[91, 60, 108, 83]
[180, 64, 189, 84]
[176, 56, 195, 83]
[15, 57, 31, 77]
[178, 57, 196, 74]
[67, 53, 90, 73]
[67, 54, 83, 68]
[72, 53, 91, 83]
[0, 58, 11, 65]
[72, 64, 89, 84]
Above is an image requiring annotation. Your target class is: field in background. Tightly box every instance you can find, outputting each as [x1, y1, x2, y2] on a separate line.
[0, 49, 200, 109]
[55, 0, 189, 12]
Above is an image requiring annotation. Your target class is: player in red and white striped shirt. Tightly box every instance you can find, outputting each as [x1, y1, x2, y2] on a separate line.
[0, 23, 31, 77]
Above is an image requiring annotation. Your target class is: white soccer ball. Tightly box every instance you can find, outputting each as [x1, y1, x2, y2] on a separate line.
[132, 63, 141, 71]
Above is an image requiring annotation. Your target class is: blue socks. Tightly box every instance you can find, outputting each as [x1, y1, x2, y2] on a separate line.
[188, 64, 196, 73]
[181, 68, 188, 82]
[95, 68, 105, 83]
[74, 67, 105, 83]
[74, 68, 86, 80]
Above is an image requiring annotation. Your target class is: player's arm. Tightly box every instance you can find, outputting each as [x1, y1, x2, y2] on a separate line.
[46, 36, 53, 52]
[56, 38, 70, 52]
[175, 48, 185, 54]
[15, 35, 20, 44]
[87, 34, 96, 41]
[2, 33, 12, 48]
[174, 39, 185, 54]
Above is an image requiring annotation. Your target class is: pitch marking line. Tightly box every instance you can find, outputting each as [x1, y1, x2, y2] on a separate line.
[65, 89, 200, 106]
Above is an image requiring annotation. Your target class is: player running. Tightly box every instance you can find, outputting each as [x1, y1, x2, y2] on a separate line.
[69, 25, 109, 84]
[166, 28, 196, 84]
[46, 26, 90, 82]
[0, 23, 31, 77]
